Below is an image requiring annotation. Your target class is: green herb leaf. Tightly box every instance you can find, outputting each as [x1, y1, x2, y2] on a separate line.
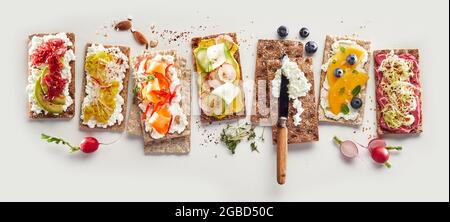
[352, 70, 359, 74]
[40, 133, 80, 152]
[339, 87, 346, 96]
[250, 142, 259, 153]
[332, 59, 337, 64]
[219, 123, 260, 155]
[340, 46, 346, 53]
[351, 85, 361, 97]
[341, 104, 350, 115]
[133, 85, 141, 95]
[147, 74, 155, 81]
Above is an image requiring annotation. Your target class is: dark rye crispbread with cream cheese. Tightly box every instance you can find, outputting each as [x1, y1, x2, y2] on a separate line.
[317, 35, 371, 126]
[79, 43, 131, 132]
[27, 33, 75, 119]
[251, 39, 318, 144]
[191, 33, 246, 124]
[373, 49, 422, 135]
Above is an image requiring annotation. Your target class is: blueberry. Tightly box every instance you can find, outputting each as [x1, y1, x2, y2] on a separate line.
[299, 27, 310, 38]
[351, 97, 363, 109]
[334, 68, 344, 78]
[346, 54, 357, 65]
[305, 41, 318, 54]
[277, 26, 289, 38]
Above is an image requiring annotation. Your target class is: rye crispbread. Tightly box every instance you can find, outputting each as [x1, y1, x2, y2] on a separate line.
[79, 44, 131, 132]
[251, 39, 319, 144]
[27, 33, 75, 119]
[126, 50, 191, 154]
[373, 49, 422, 135]
[191, 33, 246, 124]
[317, 35, 371, 126]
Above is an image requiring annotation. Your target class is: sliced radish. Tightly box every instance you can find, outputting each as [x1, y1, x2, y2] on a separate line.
[208, 68, 222, 81]
[215, 35, 235, 49]
[333, 136, 359, 158]
[200, 94, 224, 116]
[368, 138, 387, 152]
[208, 79, 222, 89]
[219, 63, 237, 83]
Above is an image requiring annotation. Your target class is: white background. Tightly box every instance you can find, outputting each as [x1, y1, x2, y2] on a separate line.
[0, 0, 448, 201]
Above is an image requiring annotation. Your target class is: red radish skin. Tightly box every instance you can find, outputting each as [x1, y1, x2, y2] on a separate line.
[80, 137, 100, 153]
[371, 147, 391, 168]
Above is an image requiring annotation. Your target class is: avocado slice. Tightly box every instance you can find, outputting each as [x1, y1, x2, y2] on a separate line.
[40, 67, 49, 94]
[38, 67, 66, 105]
[194, 47, 212, 73]
[34, 75, 64, 114]
[51, 94, 66, 105]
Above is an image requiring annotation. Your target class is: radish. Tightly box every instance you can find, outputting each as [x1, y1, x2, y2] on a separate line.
[366, 138, 401, 168]
[333, 136, 359, 158]
[333, 136, 402, 168]
[371, 147, 391, 168]
[79, 137, 99, 153]
[368, 138, 402, 152]
[41, 133, 119, 154]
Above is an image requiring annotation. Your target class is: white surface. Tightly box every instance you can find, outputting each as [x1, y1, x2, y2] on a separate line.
[0, 0, 448, 201]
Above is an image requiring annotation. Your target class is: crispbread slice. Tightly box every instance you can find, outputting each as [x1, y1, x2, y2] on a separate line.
[373, 49, 422, 135]
[268, 58, 319, 144]
[191, 33, 246, 123]
[317, 35, 371, 126]
[251, 39, 304, 125]
[126, 50, 191, 154]
[251, 39, 318, 144]
[79, 44, 131, 132]
[28, 33, 75, 119]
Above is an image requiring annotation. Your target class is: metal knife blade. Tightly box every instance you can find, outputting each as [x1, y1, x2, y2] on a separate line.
[278, 69, 289, 119]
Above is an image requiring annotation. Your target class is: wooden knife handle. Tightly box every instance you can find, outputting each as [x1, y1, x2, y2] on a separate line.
[277, 122, 288, 185]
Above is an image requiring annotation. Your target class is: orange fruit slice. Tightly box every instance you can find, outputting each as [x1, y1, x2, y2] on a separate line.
[326, 46, 366, 87]
[150, 107, 172, 134]
[146, 60, 166, 75]
[328, 72, 368, 115]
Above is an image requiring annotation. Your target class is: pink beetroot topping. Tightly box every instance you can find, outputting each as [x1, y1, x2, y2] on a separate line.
[375, 52, 421, 133]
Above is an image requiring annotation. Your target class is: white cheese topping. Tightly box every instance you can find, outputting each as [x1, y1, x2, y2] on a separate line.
[81, 44, 129, 128]
[211, 82, 240, 105]
[271, 56, 311, 126]
[26, 33, 75, 115]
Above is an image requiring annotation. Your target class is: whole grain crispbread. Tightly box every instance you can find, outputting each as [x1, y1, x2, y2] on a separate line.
[317, 35, 371, 126]
[251, 39, 305, 125]
[373, 49, 422, 135]
[126, 50, 191, 154]
[191, 33, 246, 124]
[251, 39, 318, 144]
[269, 58, 319, 144]
[28, 33, 75, 119]
[79, 43, 131, 132]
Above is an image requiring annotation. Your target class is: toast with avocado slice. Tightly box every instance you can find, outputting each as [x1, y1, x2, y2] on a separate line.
[191, 33, 246, 124]
[27, 32, 75, 119]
